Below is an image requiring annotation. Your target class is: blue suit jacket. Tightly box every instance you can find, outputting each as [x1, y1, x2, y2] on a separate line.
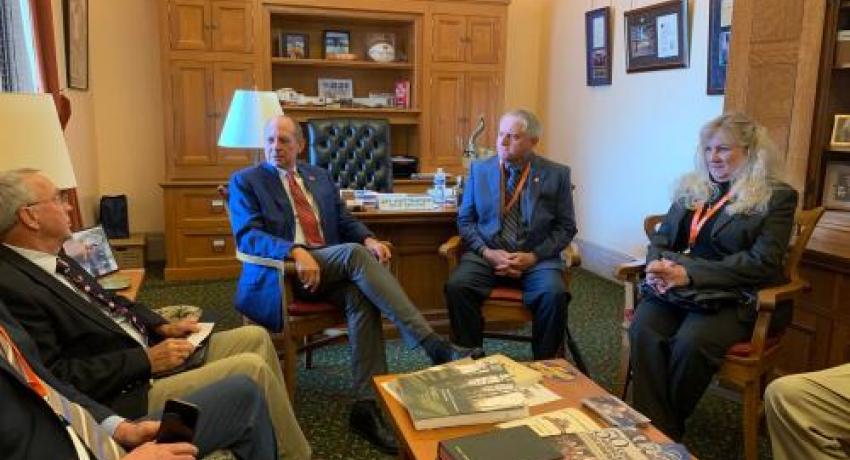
[458, 154, 577, 269]
[228, 162, 373, 331]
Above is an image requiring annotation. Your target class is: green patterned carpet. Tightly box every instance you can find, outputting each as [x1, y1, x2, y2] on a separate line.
[138, 264, 772, 460]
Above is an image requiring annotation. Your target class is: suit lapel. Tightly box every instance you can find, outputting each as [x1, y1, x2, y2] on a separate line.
[259, 163, 296, 230]
[0, 247, 128, 336]
[710, 209, 735, 239]
[296, 163, 332, 235]
[524, 154, 543, 223]
[666, 204, 688, 246]
[486, 157, 502, 224]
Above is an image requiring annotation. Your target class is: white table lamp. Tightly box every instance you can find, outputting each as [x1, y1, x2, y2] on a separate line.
[0, 93, 77, 189]
[218, 90, 284, 149]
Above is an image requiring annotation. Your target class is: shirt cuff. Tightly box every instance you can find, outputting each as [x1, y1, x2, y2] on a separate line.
[102, 415, 126, 437]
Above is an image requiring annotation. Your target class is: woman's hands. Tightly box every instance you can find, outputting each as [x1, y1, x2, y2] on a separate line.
[645, 258, 690, 293]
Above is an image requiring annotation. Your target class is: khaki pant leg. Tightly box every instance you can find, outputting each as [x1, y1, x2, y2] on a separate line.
[765, 364, 850, 460]
[149, 326, 311, 460]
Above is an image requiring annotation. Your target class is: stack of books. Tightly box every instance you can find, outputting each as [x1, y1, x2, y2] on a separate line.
[394, 358, 532, 430]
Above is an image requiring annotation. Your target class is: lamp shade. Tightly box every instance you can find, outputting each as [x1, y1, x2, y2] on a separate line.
[217, 90, 284, 148]
[0, 93, 77, 189]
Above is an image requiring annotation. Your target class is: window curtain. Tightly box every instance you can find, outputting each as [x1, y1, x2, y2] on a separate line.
[0, 0, 36, 92]
[29, 0, 71, 128]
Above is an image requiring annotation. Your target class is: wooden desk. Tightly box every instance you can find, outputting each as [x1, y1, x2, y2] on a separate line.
[115, 268, 145, 301]
[374, 360, 675, 460]
[354, 207, 457, 323]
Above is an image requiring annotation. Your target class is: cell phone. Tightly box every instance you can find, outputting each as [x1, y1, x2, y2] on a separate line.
[155, 399, 199, 444]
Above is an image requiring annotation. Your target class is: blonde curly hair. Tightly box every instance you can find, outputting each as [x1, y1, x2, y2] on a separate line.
[673, 112, 783, 215]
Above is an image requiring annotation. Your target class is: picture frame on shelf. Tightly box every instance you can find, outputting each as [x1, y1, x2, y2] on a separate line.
[823, 161, 850, 211]
[707, 0, 733, 94]
[830, 114, 850, 151]
[282, 33, 308, 59]
[624, 0, 689, 73]
[585, 6, 612, 86]
[323, 30, 351, 58]
[64, 0, 88, 90]
[318, 78, 354, 101]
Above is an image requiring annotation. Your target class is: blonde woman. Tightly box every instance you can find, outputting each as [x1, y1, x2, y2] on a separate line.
[629, 112, 798, 440]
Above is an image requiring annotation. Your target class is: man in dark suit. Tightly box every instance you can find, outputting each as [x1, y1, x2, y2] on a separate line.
[0, 169, 311, 460]
[0, 299, 277, 460]
[445, 109, 578, 359]
[227, 115, 483, 453]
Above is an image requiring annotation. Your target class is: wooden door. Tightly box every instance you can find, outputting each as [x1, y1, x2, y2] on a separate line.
[213, 62, 257, 166]
[465, 72, 500, 151]
[724, 0, 826, 196]
[467, 16, 500, 64]
[171, 61, 215, 169]
[432, 14, 466, 63]
[168, 0, 210, 51]
[429, 71, 465, 169]
[211, 0, 253, 53]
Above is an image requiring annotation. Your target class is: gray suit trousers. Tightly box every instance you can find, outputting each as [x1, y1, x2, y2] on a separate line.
[300, 243, 434, 399]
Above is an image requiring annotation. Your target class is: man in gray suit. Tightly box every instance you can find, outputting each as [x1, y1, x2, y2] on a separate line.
[445, 109, 578, 359]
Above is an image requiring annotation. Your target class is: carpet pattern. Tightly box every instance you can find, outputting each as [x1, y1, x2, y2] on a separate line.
[138, 264, 773, 460]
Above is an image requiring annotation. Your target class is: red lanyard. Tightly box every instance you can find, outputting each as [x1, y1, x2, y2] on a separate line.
[688, 191, 732, 248]
[500, 161, 531, 215]
[0, 326, 48, 398]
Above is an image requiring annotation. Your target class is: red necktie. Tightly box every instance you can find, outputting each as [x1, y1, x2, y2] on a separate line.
[286, 173, 325, 247]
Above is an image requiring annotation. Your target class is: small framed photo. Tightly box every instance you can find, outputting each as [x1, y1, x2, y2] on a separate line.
[318, 78, 353, 101]
[624, 0, 689, 73]
[707, 0, 733, 94]
[62, 225, 119, 278]
[281, 33, 308, 59]
[64, 0, 88, 90]
[585, 7, 612, 86]
[823, 162, 850, 210]
[830, 114, 850, 151]
[323, 30, 350, 57]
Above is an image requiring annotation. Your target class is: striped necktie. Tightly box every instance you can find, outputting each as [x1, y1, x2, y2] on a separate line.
[286, 172, 325, 247]
[56, 255, 148, 339]
[0, 325, 125, 460]
[497, 164, 525, 251]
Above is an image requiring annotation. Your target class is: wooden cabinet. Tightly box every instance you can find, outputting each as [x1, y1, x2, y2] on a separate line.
[432, 14, 501, 64]
[168, 0, 253, 53]
[428, 71, 499, 169]
[726, 0, 850, 373]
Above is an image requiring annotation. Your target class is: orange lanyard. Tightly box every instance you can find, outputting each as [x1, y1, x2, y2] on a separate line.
[0, 326, 48, 398]
[500, 161, 531, 215]
[688, 191, 732, 248]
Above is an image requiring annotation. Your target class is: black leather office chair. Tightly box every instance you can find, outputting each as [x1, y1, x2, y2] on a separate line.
[306, 118, 393, 192]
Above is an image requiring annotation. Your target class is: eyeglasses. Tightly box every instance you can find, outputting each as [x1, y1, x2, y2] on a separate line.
[25, 192, 68, 207]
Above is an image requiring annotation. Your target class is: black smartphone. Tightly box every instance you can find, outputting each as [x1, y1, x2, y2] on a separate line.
[155, 399, 199, 444]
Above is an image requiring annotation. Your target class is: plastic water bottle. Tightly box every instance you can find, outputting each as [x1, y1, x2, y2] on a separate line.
[433, 168, 447, 205]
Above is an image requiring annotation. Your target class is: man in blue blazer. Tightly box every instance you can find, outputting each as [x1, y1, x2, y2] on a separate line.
[446, 109, 578, 359]
[228, 115, 483, 454]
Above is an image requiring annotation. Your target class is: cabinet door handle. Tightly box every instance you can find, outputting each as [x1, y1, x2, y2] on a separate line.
[210, 199, 225, 213]
[211, 238, 227, 253]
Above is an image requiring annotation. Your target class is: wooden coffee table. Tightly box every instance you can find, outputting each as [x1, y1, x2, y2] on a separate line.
[373, 359, 676, 460]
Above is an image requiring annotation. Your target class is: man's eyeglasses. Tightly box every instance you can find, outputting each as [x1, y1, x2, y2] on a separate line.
[25, 192, 68, 207]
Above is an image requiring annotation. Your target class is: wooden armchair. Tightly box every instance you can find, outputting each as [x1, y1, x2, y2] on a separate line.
[439, 237, 589, 374]
[217, 185, 347, 402]
[614, 207, 825, 460]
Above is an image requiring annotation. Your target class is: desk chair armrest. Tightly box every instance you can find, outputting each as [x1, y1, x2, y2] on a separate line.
[757, 279, 808, 311]
[439, 236, 463, 272]
[615, 260, 646, 282]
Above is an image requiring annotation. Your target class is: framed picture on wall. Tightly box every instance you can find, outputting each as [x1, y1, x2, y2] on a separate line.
[830, 114, 850, 151]
[823, 162, 850, 211]
[707, 0, 734, 94]
[624, 0, 689, 73]
[585, 7, 612, 86]
[63, 0, 88, 90]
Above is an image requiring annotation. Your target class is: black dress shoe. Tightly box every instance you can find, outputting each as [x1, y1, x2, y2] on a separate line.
[349, 400, 399, 455]
[429, 342, 486, 365]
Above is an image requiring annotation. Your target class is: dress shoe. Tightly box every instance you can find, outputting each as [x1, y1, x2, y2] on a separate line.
[429, 341, 486, 365]
[349, 400, 399, 455]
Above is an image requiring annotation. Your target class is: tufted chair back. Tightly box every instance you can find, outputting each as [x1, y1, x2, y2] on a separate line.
[306, 118, 393, 192]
